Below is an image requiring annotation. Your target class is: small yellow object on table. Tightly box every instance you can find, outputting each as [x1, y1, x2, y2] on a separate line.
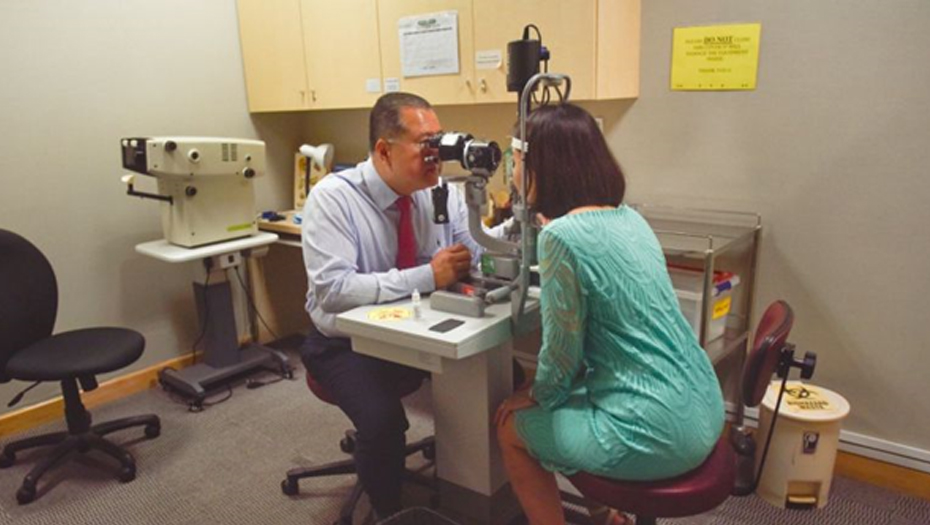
[367, 307, 412, 321]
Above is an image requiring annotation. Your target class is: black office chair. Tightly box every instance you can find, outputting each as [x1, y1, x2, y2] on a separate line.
[0, 229, 161, 504]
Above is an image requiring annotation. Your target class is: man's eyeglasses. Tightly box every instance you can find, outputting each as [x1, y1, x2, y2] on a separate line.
[387, 134, 440, 152]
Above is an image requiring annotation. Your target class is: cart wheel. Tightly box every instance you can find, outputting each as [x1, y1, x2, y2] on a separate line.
[145, 423, 161, 439]
[281, 478, 299, 496]
[118, 464, 136, 483]
[16, 483, 36, 505]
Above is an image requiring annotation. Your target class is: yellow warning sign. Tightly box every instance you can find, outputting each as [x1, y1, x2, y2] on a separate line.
[367, 307, 412, 321]
[671, 23, 761, 91]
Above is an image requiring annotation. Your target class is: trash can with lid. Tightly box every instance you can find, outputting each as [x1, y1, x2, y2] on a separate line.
[755, 381, 850, 509]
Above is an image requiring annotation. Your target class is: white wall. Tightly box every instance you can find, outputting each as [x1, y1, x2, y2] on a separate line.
[0, 0, 303, 413]
[299, 2, 930, 455]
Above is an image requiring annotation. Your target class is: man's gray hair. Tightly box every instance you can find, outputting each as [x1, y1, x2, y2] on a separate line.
[369, 92, 432, 152]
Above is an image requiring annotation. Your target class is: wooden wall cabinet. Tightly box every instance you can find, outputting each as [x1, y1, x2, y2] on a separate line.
[300, 0, 384, 110]
[237, 0, 639, 112]
[237, 0, 383, 112]
[237, 0, 309, 112]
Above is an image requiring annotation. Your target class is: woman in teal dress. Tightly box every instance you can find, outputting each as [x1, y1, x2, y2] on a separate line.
[495, 104, 725, 525]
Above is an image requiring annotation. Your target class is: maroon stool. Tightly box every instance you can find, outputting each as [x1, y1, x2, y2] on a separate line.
[281, 370, 435, 525]
[566, 300, 806, 523]
[568, 435, 735, 525]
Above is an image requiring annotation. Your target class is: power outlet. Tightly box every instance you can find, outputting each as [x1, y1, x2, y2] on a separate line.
[217, 252, 242, 269]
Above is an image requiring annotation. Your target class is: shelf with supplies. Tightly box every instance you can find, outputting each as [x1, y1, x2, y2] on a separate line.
[258, 210, 301, 240]
[256, 148, 330, 243]
[632, 203, 762, 419]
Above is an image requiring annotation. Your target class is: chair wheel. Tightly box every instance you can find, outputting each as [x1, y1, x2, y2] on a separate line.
[340, 436, 356, 454]
[16, 483, 36, 505]
[281, 478, 299, 496]
[0, 451, 14, 468]
[118, 465, 136, 483]
[423, 443, 436, 461]
[145, 424, 161, 439]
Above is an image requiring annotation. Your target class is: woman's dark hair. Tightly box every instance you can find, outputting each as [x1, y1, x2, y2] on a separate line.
[369, 92, 432, 152]
[519, 103, 625, 219]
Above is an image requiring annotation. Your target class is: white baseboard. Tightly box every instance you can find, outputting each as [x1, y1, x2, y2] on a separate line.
[728, 403, 930, 475]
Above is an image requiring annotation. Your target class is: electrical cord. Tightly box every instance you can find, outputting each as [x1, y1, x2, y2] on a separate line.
[524, 24, 554, 107]
[246, 374, 286, 389]
[199, 385, 234, 408]
[233, 265, 296, 387]
[233, 264, 281, 342]
[189, 261, 214, 365]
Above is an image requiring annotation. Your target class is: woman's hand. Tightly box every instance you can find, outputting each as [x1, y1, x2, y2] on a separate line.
[494, 388, 537, 426]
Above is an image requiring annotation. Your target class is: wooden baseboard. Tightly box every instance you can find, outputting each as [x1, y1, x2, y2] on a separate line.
[835, 450, 930, 501]
[0, 354, 194, 439]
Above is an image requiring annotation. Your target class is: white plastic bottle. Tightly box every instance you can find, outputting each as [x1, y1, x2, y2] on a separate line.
[411, 288, 422, 319]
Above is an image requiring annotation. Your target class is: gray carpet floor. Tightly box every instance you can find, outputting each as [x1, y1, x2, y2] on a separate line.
[1, 351, 928, 525]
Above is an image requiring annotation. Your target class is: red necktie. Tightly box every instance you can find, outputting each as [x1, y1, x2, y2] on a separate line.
[395, 196, 416, 269]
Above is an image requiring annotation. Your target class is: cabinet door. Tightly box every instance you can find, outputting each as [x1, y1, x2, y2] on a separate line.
[472, 0, 596, 103]
[301, 0, 383, 110]
[236, 0, 311, 112]
[597, 0, 640, 99]
[377, 0, 476, 106]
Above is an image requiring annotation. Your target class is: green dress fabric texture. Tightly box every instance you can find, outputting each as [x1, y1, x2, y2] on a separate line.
[514, 205, 725, 481]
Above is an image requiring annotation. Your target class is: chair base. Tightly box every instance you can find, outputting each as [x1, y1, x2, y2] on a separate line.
[281, 432, 437, 525]
[0, 414, 160, 504]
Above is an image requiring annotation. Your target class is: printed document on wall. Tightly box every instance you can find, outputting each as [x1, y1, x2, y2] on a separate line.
[398, 11, 459, 78]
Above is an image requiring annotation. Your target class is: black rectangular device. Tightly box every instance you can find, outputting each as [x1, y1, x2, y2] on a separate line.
[429, 319, 465, 333]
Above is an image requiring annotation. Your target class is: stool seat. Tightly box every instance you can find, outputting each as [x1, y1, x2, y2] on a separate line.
[568, 435, 735, 519]
[5, 328, 144, 381]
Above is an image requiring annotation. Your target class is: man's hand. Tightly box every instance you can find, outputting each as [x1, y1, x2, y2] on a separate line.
[431, 244, 472, 288]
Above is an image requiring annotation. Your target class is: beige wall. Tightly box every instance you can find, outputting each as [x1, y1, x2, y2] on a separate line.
[300, 2, 930, 454]
[2, 0, 928, 458]
[0, 0, 301, 413]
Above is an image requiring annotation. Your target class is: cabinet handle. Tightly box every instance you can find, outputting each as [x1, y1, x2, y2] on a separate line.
[311, 90, 317, 102]
[299, 90, 306, 103]
[465, 79, 472, 90]
[480, 79, 488, 93]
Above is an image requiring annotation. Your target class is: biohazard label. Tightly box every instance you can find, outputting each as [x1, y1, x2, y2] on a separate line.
[784, 385, 832, 411]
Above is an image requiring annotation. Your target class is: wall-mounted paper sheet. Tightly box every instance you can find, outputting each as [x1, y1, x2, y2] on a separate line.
[398, 11, 459, 78]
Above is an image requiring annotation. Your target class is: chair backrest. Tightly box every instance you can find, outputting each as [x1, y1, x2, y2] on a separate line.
[741, 300, 794, 408]
[0, 230, 58, 376]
